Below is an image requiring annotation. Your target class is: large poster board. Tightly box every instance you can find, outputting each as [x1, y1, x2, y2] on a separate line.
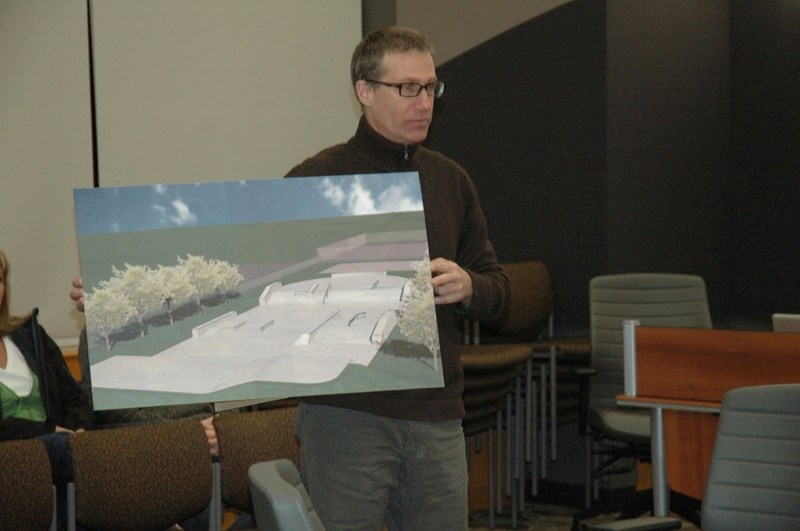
[74, 172, 442, 410]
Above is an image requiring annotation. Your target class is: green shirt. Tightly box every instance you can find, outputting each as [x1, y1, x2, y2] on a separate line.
[0, 371, 46, 422]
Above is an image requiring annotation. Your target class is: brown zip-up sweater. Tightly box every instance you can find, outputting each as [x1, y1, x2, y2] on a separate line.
[286, 117, 510, 421]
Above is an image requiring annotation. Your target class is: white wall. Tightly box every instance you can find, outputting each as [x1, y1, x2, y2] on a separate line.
[0, 0, 361, 343]
[92, 0, 361, 186]
[1, 0, 94, 344]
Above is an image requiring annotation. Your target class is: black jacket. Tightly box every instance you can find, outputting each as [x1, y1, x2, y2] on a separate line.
[1, 309, 91, 441]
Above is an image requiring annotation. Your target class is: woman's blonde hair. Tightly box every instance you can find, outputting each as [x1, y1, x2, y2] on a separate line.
[0, 249, 28, 336]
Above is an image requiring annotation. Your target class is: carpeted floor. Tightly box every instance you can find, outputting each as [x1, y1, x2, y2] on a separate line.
[468, 502, 701, 530]
[469, 502, 578, 530]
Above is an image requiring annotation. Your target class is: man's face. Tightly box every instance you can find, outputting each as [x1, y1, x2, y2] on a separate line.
[356, 51, 437, 145]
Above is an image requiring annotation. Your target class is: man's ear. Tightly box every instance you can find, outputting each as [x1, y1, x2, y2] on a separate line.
[355, 80, 373, 107]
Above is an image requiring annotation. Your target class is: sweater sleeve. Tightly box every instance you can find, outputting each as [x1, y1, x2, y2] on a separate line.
[39, 326, 92, 430]
[454, 172, 511, 329]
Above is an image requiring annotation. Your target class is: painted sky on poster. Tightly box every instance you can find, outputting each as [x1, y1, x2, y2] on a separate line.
[74, 172, 423, 235]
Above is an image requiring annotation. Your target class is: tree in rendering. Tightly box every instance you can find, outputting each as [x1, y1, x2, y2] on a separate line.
[178, 254, 219, 310]
[105, 263, 163, 337]
[210, 259, 244, 302]
[397, 257, 440, 370]
[84, 285, 135, 351]
[155, 263, 196, 325]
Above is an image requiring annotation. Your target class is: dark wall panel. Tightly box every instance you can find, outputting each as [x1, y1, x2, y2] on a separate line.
[605, 1, 732, 322]
[426, 0, 607, 332]
[425, 0, 799, 332]
[730, 0, 800, 324]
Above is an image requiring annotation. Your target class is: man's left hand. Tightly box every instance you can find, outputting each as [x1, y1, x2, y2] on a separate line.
[430, 258, 473, 306]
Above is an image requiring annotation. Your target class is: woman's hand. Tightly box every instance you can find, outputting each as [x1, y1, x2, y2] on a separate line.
[70, 276, 85, 312]
[55, 425, 83, 434]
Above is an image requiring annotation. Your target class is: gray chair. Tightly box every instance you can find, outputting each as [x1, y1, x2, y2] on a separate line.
[249, 458, 325, 531]
[701, 383, 800, 530]
[589, 383, 800, 530]
[575, 273, 711, 527]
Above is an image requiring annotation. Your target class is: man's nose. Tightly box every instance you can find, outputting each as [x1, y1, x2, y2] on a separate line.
[414, 91, 433, 110]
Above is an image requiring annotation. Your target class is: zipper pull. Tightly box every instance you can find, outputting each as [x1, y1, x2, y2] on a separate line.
[404, 145, 409, 161]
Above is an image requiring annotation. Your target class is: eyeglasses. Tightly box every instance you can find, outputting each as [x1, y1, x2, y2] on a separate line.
[366, 79, 445, 98]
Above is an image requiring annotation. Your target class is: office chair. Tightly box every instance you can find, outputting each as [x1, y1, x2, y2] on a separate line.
[460, 260, 552, 525]
[574, 273, 711, 529]
[588, 383, 800, 530]
[701, 383, 800, 530]
[473, 261, 553, 343]
[249, 458, 325, 531]
[462, 343, 532, 529]
[0, 438, 55, 530]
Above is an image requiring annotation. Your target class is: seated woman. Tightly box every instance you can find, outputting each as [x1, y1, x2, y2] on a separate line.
[0, 249, 91, 442]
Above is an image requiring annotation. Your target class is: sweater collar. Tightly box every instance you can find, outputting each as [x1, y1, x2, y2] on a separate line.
[349, 116, 419, 171]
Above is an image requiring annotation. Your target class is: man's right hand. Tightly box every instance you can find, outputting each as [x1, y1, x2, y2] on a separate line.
[71, 276, 85, 312]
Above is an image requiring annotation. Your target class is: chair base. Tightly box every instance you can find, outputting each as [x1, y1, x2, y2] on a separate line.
[571, 487, 645, 531]
[571, 489, 700, 530]
[588, 515, 682, 530]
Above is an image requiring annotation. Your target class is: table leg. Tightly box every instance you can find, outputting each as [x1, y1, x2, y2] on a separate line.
[540, 364, 547, 478]
[549, 346, 557, 461]
[651, 406, 670, 516]
[525, 359, 533, 462]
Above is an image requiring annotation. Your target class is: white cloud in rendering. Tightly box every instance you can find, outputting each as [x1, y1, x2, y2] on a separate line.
[320, 176, 422, 215]
[378, 184, 423, 212]
[170, 199, 198, 226]
[347, 178, 378, 215]
[321, 177, 346, 209]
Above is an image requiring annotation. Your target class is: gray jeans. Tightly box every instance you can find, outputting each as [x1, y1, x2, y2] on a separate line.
[296, 403, 468, 531]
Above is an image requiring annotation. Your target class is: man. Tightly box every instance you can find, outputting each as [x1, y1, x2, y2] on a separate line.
[72, 26, 509, 530]
[284, 27, 510, 530]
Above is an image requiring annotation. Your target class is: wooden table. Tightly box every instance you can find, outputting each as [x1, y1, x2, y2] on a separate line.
[617, 325, 800, 516]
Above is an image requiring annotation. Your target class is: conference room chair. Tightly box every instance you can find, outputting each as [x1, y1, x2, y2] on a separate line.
[248, 458, 325, 531]
[470, 261, 554, 344]
[588, 383, 800, 530]
[700, 383, 800, 530]
[462, 260, 555, 501]
[212, 405, 300, 526]
[0, 437, 56, 530]
[573, 273, 712, 528]
[478, 261, 592, 482]
[67, 418, 217, 531]
[462, 343, 531, 529]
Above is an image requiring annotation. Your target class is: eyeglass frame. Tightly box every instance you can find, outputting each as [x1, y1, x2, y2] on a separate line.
[365, 79, 445, 98]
